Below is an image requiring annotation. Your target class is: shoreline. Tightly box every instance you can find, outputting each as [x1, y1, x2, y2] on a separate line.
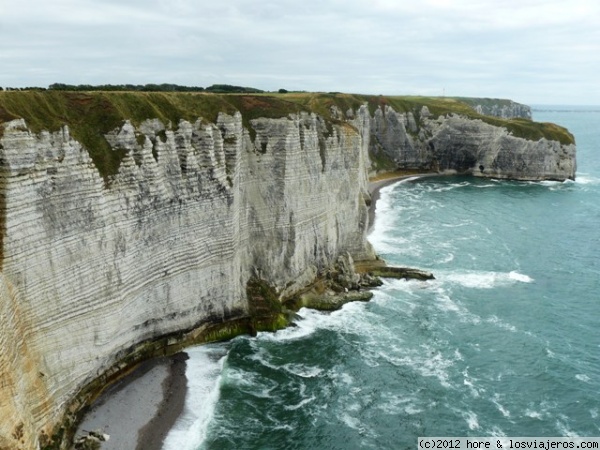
[368, 172, 440, 231]
[74, 171, 440, 449]
[75, 353, 188, 450]
[136, 353, 188, 450]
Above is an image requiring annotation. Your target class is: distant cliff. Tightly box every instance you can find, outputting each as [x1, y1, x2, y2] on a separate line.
[456, 97, 532, 119]
[368, 104, 575, 180]
[0, 92, 575, 449]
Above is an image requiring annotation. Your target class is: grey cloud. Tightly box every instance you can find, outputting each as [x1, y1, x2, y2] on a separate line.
[1, 0, 599, 104]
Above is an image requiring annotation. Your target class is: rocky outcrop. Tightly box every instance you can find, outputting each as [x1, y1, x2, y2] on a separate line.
[369, 105, 576, 181]
[0, 95, 576, 448]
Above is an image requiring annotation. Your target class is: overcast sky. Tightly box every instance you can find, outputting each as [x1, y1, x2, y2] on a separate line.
[1, 0, 599, 105]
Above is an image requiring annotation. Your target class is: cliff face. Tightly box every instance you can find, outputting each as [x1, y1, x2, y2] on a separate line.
[472, 102, 531, 119]
[369, 105, 576, 180]
[459, 98, 532, 119]
[0, 95, 575, 449]
[0, 110, 373, 449]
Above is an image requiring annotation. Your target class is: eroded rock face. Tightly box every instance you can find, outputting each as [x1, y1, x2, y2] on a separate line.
[368, 106, 576, 181]
[0, 112, 374, 448]
[425, 115, 576, 180]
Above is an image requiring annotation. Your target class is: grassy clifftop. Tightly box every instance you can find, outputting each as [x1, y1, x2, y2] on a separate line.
[0, 91, 575, 179]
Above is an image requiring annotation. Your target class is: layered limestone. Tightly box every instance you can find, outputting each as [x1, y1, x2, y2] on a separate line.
[0, 112, 373, 449]
[0, 97, 576, 448]
[369, 105, 576, 180]
[469, 100, 532, 119]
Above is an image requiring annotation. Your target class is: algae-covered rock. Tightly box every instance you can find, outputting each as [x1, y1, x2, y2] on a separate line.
[369, 266, 435, 281]
[301, 291, 374, 311]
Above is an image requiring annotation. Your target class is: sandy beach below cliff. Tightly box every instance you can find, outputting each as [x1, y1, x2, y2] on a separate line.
[75, 353, 188, 450]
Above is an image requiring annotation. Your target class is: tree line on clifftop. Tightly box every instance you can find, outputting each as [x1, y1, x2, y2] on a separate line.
[0, 84, 293, 94]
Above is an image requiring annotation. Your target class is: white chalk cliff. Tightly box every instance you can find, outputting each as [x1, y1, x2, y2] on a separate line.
[369, 105, 576, 180]
[0, 99, 575, 449]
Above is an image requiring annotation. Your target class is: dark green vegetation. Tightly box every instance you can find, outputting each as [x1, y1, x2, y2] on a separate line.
[245, 278, 289, 334]
[0, 91, 575, 181]
[2, 83, 266, 93]
[453, 96, 519, 109]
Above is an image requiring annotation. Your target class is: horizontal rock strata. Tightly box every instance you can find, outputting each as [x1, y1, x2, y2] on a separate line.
[0, 111, 375, 449]
[369, 105, 576, 180]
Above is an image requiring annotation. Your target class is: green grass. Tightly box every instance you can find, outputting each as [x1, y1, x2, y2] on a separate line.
[0, 91, 239, 179]
[260, 93, 575, 145]
[0, 91, 575, 181]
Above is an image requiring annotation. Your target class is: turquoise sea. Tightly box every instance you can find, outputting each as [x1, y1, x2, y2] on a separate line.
[163, 107, 600, 450]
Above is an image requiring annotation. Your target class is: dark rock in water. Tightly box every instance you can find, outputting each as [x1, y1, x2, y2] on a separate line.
[369, 266, 435, 281]
[302, 291, 374, 311]
[354, 258, 434, 281]
[359, 272, 384, 288]
[74, 429, 109, 450]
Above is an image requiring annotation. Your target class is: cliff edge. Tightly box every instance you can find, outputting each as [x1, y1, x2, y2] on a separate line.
[0, 92, 575, 449]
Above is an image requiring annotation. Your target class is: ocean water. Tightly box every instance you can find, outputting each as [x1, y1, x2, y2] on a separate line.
[163, 107, 600, 449]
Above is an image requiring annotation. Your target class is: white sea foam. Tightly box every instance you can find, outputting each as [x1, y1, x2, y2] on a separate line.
[575, 174, 600, 185]
[369, 182, 397, 238]
[508, 271, 534, 283]
[427, 181, 469, 192]
[281, 363, 324, 378]
[332, 370, 354, 385]
[347, 401, 362, 412]
[246, 347, 283, 374]
[464, 411, 480, 430]
[441, 221, 472, 228]
[379, 345, 457, 389]
[463, 378, 478, 397]
[405, 404, 424, 415]
[256, 307, 325, 342]
[162, 344, 228, 450]
[576, 373, 591, 383]
[224, 365, 277, 399]
[341, 413, 362, 430]
[486, 315, 517, 333]
[377, 395, 418, 414]
[556, 419, 578, 437]
[486, 426, 507, 437]
[462, 368, 483, 398]
[539, 180, 563, 187]
[284, 396, 316, 411]
[445, 271, 501, 289]
[437, 252, 455, 264]
[377, 278, 430, 298]
[432, 289, 481, 324]
[256, 301, 391, 359]
[395, 176, 425, 185]
[492, 395, 511, 418]
[436, 293, 461, 312]
[473, 183, 500, 189]
[442, 270, 533, 289]
[523, 400, 557, 421]
[369, 179, 423, 253]
[340, 412, 378, 440]
[525, 409, 543, 419]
